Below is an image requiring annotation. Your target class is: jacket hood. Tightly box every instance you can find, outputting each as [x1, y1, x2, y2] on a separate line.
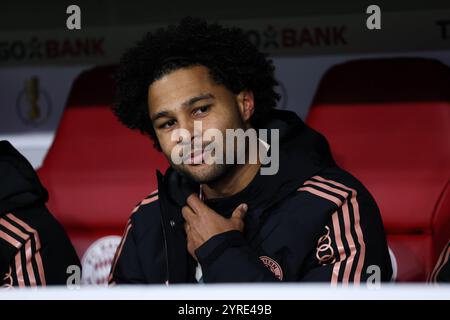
[0, 141, 48, 216]
[160, 109, 336, 215]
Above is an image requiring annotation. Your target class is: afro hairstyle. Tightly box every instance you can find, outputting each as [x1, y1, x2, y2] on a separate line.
[112, 17, 280, 150]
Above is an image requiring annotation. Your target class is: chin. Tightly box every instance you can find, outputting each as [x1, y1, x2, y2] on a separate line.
[177, 163, 229, 184]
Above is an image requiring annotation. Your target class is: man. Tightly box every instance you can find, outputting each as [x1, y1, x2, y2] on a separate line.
[109, 17, 392, 284]
[0, 141, 80, 287]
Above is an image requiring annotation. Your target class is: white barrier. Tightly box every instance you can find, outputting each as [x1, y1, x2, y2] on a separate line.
[1, 284, 449, 300]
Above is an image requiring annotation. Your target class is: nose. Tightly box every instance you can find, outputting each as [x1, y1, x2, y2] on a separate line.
[178, 118, 202, 145]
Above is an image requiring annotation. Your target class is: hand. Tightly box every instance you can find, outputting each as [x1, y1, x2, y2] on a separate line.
[182, 193, 248, 261]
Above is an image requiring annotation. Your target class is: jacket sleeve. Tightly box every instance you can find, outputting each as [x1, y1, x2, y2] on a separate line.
[108, 220, 145, 284]
[0, 210, 81, 287]
[298, 184, 393, 284]
[195, 230, 280, 282]
[0, 236, 46, 287]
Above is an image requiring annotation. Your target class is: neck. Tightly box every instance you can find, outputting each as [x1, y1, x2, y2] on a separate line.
[202, 162, 261, 199]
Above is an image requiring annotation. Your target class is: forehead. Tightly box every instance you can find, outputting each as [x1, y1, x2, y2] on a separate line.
[148, 65, 218, 113]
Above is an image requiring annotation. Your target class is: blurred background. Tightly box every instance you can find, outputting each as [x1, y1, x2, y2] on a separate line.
[1, 0, 449, 167]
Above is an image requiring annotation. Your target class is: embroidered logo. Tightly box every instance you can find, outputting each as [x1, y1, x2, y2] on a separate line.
[81, 236, 121, 286]
[259, 256, 283, 280]
[316, 226, 336, 265]
[3, 267, 13, 289]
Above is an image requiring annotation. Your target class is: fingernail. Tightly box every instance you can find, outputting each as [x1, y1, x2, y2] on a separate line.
[242, 203, 248, 211]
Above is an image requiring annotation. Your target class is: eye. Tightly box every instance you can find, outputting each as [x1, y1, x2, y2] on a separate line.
[192, 105, 210, 116]
[159, 119, 176, 129]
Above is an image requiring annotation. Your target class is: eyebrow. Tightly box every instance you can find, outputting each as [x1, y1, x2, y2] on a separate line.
[150, 93, 215, 123]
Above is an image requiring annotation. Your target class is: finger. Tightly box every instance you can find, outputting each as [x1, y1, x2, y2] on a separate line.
[186, 193, 209, 215]
[186, 232, 194, 253]
[231, 203, 248, 220]
[182, 205, 196, 222]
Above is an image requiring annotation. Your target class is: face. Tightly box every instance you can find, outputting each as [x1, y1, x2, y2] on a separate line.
[148, 65, 254, 184]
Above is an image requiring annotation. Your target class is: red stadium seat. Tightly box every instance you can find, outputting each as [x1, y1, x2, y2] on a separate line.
[306, 58, 450, 282]
[37, 65, 169, 284]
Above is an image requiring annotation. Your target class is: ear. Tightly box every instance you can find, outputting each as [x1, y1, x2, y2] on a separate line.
[236, 90, 255, 125]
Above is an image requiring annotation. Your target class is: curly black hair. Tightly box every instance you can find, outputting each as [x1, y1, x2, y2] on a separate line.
[112, 17, 280, 150]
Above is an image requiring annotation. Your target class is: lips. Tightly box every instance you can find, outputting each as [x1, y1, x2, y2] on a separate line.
[181, 142, 214, 165]
[189, 151, 204, 164]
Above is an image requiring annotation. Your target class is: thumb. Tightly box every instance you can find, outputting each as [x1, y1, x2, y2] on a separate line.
[232, 203, 248, 220]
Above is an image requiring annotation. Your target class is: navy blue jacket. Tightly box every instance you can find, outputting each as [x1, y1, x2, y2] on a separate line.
[0, 141, 80, 287]
[109, 110, 392, 284]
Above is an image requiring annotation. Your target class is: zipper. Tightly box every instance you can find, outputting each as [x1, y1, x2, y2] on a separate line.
[160, 214, 170, 285]
[157, 171, 171, 284]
